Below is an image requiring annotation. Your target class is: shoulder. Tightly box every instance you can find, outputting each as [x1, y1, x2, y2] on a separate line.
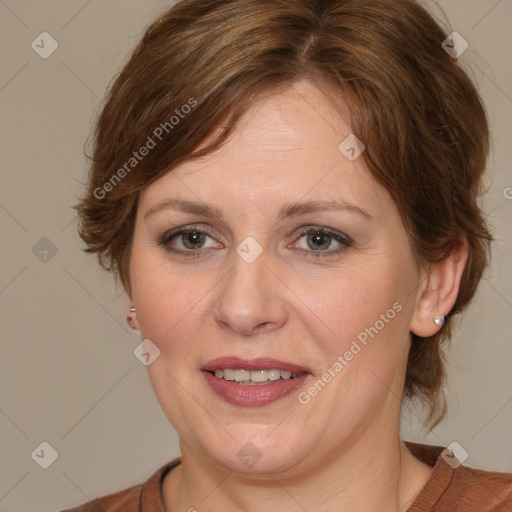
[57, 458, 181, 512]
[58, 484, 142, 512]
[405, 442, 512, 511]
[445, 464, 512, 511]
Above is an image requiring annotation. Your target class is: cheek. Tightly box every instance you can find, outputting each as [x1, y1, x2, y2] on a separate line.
[308, 263, 415, 390]
[129, 251, 222, 367]
[132, 274, 197, 348]
[316, 267, 402, 338]
[130, 246, 184, 342]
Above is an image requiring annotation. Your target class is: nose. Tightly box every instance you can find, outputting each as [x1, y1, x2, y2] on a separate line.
[213, 243, 289, 337]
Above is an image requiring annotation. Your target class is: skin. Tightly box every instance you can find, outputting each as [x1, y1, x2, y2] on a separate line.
[128, 79, 468, 511]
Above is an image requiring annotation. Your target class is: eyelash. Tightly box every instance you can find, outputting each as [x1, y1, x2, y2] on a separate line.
[157, 224, 353, 259]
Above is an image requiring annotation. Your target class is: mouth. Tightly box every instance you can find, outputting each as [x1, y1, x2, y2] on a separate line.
[202, 357, 312, 406]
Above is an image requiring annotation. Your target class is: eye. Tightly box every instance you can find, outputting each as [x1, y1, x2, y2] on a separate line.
[290, 226, 352, 258]
[157, 224, 352, 259]
[158, 225, 220, 257]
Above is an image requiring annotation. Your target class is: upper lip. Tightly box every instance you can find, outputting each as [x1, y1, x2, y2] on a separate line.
[202, 356, 311, 374]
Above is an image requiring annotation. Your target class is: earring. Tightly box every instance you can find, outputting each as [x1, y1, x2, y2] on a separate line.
[127, 306, 137, 328]
[433, 316, 445, 326]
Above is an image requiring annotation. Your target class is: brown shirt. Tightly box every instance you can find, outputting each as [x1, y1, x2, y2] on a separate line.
[59, 442, 512, 511]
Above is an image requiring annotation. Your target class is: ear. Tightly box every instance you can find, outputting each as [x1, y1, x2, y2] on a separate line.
[410, 237, 469, 337]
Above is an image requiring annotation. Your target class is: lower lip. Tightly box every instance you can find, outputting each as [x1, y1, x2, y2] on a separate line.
[203, 371, 310, 407]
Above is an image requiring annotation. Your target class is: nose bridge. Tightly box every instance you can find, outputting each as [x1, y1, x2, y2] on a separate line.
[214, 236, 287, 334]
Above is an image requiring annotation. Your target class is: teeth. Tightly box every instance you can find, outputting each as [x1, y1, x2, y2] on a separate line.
[268, 369, 281, 381]
[234, 369, 250, 382]
[212, 368, 303, 384]
[250, 370, 268, 383]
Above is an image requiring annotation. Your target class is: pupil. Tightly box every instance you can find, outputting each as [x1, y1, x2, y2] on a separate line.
[185, 231, 203, 248]
[309, 231, 329, 250]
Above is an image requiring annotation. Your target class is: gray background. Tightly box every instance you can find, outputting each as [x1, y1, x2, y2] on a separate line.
[0, 1, 511, 510]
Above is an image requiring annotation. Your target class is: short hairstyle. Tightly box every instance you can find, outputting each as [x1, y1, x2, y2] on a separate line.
[77, 0, 492, 429]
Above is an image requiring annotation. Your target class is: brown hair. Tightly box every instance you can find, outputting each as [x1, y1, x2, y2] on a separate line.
[76, 0, 492, 429]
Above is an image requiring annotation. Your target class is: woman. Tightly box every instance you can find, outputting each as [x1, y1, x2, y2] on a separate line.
[62, 0, 512, 510]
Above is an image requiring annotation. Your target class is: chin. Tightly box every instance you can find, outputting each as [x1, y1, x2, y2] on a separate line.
[219, 449, 305, 476]
[202, 430, 314, 476]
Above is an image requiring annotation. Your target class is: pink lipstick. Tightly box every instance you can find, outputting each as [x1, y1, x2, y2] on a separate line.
[202, 356, 312, 407]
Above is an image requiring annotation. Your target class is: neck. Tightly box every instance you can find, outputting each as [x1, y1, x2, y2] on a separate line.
[163, 425, 433, 512]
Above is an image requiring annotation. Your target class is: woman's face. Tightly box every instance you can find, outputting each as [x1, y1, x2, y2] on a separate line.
[130, 80, 423, 474]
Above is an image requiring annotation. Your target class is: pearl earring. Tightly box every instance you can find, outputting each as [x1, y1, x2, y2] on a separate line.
[433, 316, 445, 326]
[127, 306, 137, 328]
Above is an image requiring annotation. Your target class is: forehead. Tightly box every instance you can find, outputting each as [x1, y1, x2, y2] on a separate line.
[139, 80, 388, 217]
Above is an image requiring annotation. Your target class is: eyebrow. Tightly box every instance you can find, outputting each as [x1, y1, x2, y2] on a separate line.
[144, 198, 375, 222]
